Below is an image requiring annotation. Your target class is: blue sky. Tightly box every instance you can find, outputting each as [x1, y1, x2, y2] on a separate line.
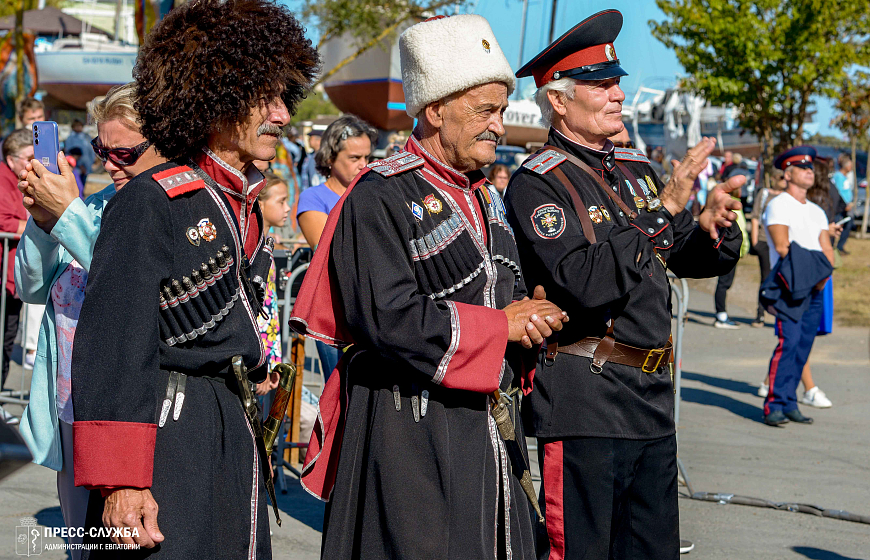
[282, 0, 840, 138]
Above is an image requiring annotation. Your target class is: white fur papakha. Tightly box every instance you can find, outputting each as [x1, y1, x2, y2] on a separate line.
[399, 15, 516, 118]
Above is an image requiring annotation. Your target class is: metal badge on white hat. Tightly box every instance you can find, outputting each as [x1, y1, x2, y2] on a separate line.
[482, 39, 490, 53]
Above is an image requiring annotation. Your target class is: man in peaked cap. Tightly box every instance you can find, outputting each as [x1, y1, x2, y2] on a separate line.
[289, 14, 568, 560]
[503, 9, 745, 559]
[760, 146, 834, 427]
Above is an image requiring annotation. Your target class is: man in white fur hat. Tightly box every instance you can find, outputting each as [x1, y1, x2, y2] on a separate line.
[289, 14, 566, 560]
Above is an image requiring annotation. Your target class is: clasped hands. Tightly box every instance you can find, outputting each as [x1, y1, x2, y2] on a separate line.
[659, 137, 745, 240]
[504, 285, 569, 348]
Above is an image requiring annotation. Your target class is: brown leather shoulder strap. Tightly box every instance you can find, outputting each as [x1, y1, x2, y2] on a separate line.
[551, 166, 596, 244]
[545, 145, 638, 220]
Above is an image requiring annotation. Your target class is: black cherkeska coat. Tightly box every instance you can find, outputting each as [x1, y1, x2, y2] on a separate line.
[292, 137, 537, 560]
[71, 152, 274, 559]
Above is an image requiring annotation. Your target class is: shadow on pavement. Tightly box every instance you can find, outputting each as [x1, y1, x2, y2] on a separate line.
[680, 387, 763, 423]
[686, 308, 765, 328]
[34, 506, 64, 528]
[273, 478, 324, 533]
[792, 546, 865, 560]
[682, 371, 760, 396]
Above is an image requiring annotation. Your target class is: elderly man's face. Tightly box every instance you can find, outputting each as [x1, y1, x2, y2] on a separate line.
[6, 145, 34, 178]
[234, 96, 291, 165]
[561, 77, 625, 142]
[438, 82, 508, 172]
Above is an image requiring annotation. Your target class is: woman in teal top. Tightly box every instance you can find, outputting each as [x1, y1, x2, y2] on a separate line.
[15, 82, 166, 555]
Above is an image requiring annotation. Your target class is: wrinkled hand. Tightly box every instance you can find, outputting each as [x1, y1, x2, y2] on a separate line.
[660, 137, 717, 216]
[698, 175, 744, 239]
[503, 286, 568, 348]
[103, 488, 164, 548]
[18, 152, 80, 233]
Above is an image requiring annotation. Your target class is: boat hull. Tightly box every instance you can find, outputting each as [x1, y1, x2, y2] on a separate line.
[36, 49, 136, 108]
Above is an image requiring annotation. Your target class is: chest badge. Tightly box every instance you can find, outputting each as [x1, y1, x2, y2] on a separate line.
[601, 207, 612, 221]
[423, 194, 443, 214]
[645, 175, 658, 196]
[531, 204, 566, 239]
[186, 226, 201, 246]
[197, 218, 217, 242]
[588, 206, 604, 224]
[411, 201, 424, 221]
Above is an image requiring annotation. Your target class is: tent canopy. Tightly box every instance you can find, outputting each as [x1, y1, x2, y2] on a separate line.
[0, 7, 109, 37]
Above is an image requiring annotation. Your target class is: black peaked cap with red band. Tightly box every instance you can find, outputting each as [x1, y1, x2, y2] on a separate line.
[516, 9, 628, 88]
[774, 146, 816, 170]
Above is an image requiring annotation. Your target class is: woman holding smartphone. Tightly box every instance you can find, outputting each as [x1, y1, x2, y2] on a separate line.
[14, 82, 165, 558]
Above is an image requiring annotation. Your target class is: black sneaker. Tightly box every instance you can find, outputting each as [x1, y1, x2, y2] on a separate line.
[764, 410, 789, 426]
[784, 409, 814, 424]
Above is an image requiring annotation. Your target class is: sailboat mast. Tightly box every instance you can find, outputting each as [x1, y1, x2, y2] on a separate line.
[114, 0, 123, 42]
[548, 0, 558, 43]
[515, 0, 529, 99]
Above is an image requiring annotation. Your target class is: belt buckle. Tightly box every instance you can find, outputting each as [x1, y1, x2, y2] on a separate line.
[642, 348, 665, 373]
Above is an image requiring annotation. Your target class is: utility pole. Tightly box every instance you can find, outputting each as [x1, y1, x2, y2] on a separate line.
[548, 0, 558, 44]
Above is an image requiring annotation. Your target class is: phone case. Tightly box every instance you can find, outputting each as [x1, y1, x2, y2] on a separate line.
[32, 121, 60, 175]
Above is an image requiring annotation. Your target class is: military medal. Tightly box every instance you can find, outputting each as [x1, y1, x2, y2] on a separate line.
[588, 206, 603, 224]
[423, 194, 443, 214]
[625, 179, 647, 209]
[634, 196, 645, 209]
[186, 226, 201, 246]
[410, 202, 424, 221]
[645, 175, 658, 196]
[601, 208, 611, 221]
[197, 218, 217, 242]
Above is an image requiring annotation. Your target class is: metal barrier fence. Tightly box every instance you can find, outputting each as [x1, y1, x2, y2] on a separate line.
[668, 271, 694, 495]
[0, 232, 28, 407]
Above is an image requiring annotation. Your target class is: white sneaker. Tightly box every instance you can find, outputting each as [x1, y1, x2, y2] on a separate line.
[802, 386, 832, 408]
[757, 383, 769, 398]
[680, 539, 695, 554]
[1, 407, 19, 426]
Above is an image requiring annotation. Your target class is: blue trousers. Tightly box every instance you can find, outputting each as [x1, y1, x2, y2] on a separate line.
[764, 289, 825, 415]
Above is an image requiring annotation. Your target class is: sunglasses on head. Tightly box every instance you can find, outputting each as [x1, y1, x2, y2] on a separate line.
[91, 137, 151, 166]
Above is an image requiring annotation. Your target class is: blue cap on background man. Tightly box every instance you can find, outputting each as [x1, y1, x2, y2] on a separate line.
[774, 146, 816, 170]
[516, 9, 628, 87]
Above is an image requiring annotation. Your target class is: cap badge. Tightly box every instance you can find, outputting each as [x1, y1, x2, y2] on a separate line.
[423, 194, 443, 214]
[605, 44, 616, 61]
[186, 226, 201, 246]
[482, 39, 491, 53]
[197, 218, 217, 242]
[553, 71, 561, 80]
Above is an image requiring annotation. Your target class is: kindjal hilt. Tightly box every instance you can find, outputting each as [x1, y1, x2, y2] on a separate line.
[263, 363, 297, 455]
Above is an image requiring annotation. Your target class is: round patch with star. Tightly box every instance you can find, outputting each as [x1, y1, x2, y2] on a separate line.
[531, 204, 566, 239]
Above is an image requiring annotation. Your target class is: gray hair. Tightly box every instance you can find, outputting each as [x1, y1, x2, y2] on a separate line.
[314, 114, 379, 177]
[2, 128, 32, 162]
[534, 77, 577, 128]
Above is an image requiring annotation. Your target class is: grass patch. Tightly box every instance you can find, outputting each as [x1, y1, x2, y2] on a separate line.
[833, 237, 870, 327]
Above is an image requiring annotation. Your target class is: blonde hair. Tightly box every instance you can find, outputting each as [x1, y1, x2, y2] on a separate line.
[88, 82, 140, 129]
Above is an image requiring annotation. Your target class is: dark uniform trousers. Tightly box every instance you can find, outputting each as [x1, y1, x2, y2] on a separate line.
[536, 435, 679, 560]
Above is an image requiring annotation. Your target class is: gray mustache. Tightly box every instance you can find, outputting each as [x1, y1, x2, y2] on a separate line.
[257, 123, 286, 138]
[476, 131, 500, 143]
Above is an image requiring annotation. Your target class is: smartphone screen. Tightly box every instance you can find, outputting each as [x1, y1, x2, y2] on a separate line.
[32, 121, 61, 175]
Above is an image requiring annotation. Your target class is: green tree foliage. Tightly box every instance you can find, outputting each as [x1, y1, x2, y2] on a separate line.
[301, 0, 467, 85]
[0, 0, 63, 18]
[290, 90, 340, 125]
[650, 0, 870, 171]
[831, 72, 870, 232]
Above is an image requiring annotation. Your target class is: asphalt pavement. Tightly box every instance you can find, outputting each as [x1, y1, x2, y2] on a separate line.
[0, 287, 867, 559]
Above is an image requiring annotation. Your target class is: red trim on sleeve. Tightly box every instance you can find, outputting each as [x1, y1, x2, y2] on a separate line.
[73, 421, 157, 490]
[438, 302, 508, 393]
[632, 221, 669, 238]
